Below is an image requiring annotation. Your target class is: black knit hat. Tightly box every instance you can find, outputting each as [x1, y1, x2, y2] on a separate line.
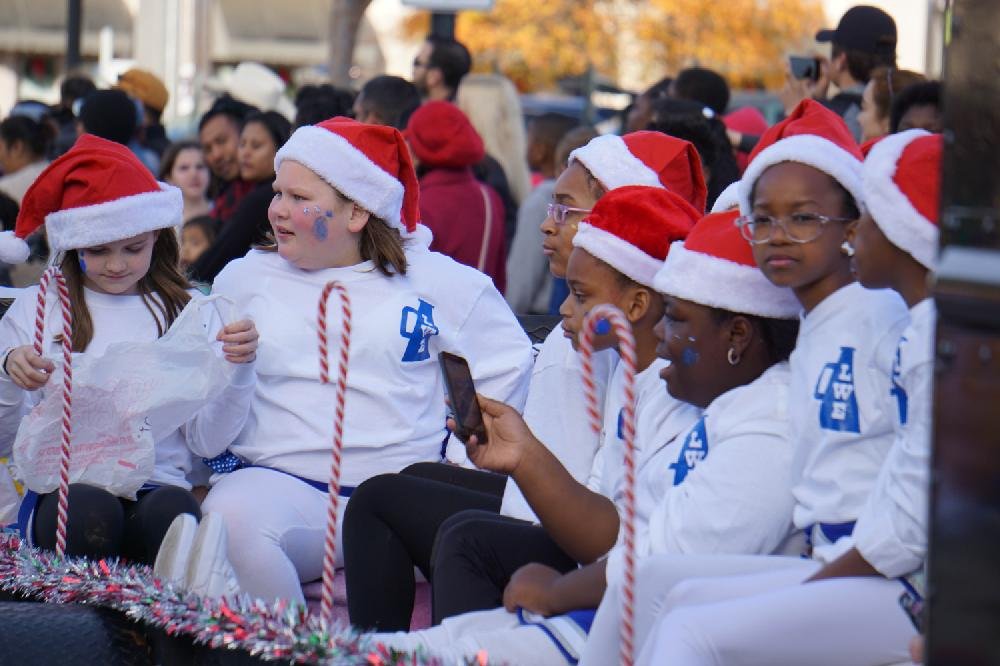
[78, 89, 138, 146]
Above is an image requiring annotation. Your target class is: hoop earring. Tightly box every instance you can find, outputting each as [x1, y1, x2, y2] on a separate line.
[840, 241, 855, 257]
[727, 347, 741, 366]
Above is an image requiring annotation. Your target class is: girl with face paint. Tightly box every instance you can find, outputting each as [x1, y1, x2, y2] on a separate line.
[590, 120, 944, 666]
[196, 117, 533, 606]
[583, 100, 915, 666]
[368, 202, 804, 666]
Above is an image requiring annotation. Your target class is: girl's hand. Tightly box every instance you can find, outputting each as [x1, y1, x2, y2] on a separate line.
[448, 394, 537, 475]
[5, 346, 55, 390]
[503, 563, 562, 616]
[217, 319, 258, 364]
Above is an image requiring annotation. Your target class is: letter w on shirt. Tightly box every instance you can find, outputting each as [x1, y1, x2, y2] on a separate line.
[670, 417, 708, 486]
[813, 346, 861, 433]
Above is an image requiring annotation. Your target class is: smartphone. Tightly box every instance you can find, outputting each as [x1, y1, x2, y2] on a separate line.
[789, 55, 820, 82]
[438, 352, 488, 445]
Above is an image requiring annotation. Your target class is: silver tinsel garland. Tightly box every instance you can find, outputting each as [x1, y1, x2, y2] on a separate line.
[0, 532, 457, 665]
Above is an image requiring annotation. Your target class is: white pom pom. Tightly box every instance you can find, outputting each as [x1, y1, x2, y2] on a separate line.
[0, 231, 31, 264]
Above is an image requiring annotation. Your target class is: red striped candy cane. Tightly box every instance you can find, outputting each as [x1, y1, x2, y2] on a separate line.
[32, 267, 74, 557]
[580, 304, 637, 666]
[317, 281, 352, 627]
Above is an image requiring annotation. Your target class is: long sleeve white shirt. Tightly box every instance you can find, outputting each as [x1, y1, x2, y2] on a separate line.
[498, 325, 619, 522]
[606, 361, 798, 583]
[853, 298, 934, 578]
[788, 282, 910, 562]
[212, 248, 533, 487]
[0, 287, 254, 490]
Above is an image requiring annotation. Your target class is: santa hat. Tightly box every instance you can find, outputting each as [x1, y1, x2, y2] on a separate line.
[405, 101, 485, 169]
[655, 209, 800, 319]
[0, 134, 181, 264]
[738, 99, 865, 215]
[710, 181, 741, 213]
[569, 131, 708, 213]
[275, 117, 420, 233]
[572, 185, 698, 287]
[863, 129, 942, 270]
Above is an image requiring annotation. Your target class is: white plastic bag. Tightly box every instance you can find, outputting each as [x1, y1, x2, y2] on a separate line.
[12, 295, 237, 498]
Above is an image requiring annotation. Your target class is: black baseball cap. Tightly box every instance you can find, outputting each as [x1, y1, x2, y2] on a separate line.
[816, 5, 897, 55]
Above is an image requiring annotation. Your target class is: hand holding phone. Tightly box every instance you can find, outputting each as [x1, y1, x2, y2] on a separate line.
[439, 352, 488, 445]
[789, 55, 821, 82]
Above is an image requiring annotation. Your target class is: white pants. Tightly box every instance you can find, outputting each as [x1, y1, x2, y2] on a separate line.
[202, 467, 347, 604]
[581, 553, 812, 666]
[370, 607, 568, 665]
[582, 552, 915, 666]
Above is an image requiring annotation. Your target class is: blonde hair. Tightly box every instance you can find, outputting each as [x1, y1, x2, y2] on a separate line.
[455, 74, 531, 205]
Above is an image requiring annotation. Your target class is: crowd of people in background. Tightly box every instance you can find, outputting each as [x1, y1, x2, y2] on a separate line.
[0, 3, 943, 309]
[0, 4, 949, 664]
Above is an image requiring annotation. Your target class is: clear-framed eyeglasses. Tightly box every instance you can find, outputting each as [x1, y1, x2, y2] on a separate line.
[735, 212, 855, 245]
[547, 202, 592, 226]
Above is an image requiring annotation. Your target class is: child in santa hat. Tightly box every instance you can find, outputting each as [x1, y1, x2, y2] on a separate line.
[580, 99, 920, 665]
[343, 131, 707, 631]
[0, 135, 257, 594]
[370, 196, 804, 665]
[605, 127, 942, 666]
[172, 117, 532, 606]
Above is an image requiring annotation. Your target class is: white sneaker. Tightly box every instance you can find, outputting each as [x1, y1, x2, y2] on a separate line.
[153, 513, 198, 588]
[185, 512, 241, 598]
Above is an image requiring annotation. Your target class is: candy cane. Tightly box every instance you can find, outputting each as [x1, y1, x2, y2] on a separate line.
[580, 305, 637, 666]
[32, 267, 74, 557]
[317, 281, 352, 627]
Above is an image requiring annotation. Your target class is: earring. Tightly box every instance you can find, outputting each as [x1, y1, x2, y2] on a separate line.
[727, 347, 741, 366]
[840, 241, 855, 257]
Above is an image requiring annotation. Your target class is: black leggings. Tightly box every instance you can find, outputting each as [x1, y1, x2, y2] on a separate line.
[429, 509, 578, 623]
[342, 463, 505, 631]
[33, 483, 202, 565]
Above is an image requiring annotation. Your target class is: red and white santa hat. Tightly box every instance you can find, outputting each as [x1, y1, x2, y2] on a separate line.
[275, 116, 420, 233]
[0, 134, 181, 264]
[570, 131, 708, 213]
[710, 181, 741, 213]
[655, 209, 800, 319]
[738, 99, 865, 216]
[863, 129, 942, 270]
[572, 185, 699, 287]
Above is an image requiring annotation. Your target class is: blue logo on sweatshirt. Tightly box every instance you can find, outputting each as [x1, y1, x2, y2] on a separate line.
[889, 338, 908, 425]
[399, 299, 439, 362]
[670, 417, 708, 486]
[814, 346, 861, 432]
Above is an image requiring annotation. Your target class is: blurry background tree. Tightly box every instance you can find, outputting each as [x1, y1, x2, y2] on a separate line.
[401, 0, 621, 91]
[401, 0, 822, 91]
[639, 0, 823, 88]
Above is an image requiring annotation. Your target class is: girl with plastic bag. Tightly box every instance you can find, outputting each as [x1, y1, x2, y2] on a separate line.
[0, 135, 257, 595]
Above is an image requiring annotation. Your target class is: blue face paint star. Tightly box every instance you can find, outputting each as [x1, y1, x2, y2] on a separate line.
[325, 210, 333, 218]
[313, 217, 329, 240]
[681, 347, 700, 366]
[78, 256, 87, 274]
[595, 318, 611, 335]
[302, 207, 310, 215]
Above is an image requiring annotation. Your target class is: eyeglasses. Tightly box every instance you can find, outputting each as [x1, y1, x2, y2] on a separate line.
[735, 212, 855, 245]
[547, 202, 592, 226]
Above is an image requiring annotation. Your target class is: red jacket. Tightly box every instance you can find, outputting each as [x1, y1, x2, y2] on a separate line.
[418, 167, 507, 294]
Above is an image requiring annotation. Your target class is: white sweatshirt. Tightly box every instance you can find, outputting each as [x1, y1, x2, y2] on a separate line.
[0, 287, 254, 490]
[789, 282, 910, 562]
[498, 325, 619, 522]
[853, 298, 934, 579]
[606, 362, 799, 583]
[586, 358, 702, 526]
[211, 248, 533, 487]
